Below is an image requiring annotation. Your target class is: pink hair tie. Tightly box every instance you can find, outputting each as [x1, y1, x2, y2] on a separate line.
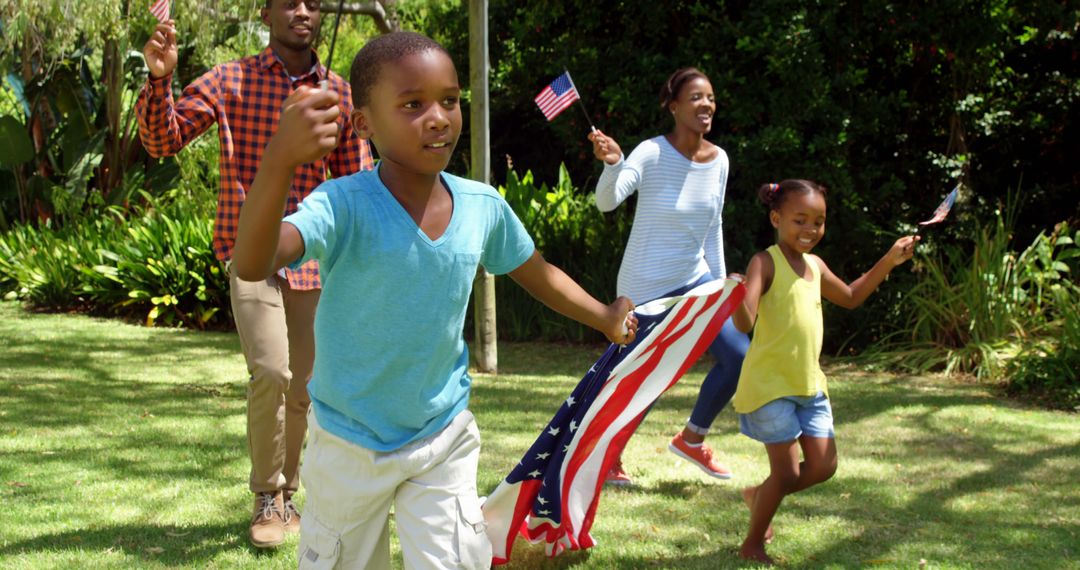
[769, 183, 780, 194]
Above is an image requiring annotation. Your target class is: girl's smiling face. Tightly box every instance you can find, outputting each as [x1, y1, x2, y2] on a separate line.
[771, 190, 827, 255]
[351, 49, 462, 177]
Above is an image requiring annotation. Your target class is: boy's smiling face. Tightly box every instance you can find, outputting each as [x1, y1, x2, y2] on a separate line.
[352, 49, 462, 177]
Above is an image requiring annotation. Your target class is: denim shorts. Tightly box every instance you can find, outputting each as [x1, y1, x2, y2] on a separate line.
[739, 391, 835, 444]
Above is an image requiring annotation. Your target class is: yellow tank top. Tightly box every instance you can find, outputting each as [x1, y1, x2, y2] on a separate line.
[733, 245, 828, 414]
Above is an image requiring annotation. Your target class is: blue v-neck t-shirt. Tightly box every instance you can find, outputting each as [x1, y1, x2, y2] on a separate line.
[284, 166, 535, 451]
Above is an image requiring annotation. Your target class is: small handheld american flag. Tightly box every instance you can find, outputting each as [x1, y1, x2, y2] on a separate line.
[918, 185, 959, 226]
[149, 0, 170, 23]
[534, 72, 582, 122]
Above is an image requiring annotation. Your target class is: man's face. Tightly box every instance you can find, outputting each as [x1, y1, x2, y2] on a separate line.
[262, 0, 322, 52]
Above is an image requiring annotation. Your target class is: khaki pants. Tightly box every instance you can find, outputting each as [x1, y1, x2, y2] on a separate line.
[230, 271, 319, 495]
[298, 410, 491, 570]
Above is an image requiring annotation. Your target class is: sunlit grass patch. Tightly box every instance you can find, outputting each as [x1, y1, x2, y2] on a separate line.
[2, 302, 1078, 569]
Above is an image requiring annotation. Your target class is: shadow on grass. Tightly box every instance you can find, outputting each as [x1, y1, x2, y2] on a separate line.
[800, 411, 1079, 566]
[1, 327, 243, 428]
[0, 314, 248, 501]
[476, 347, 1080, 567]
[3, 307, 1077, 568]
[0, 521, 279, 565]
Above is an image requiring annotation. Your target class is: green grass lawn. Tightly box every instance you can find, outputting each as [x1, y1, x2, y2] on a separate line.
[1, 300, 1077, 569]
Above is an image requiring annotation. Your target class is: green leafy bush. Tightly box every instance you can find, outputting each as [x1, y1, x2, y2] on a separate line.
[866, 207, 1079, 383]
[0, 222, 89, 309]
[1006, 227, 1080, 407]
[494, 164, 631, 341]
[91, 194, 227, 328]
[0, 192, 228, 329]
[410, 0, 1079, 352]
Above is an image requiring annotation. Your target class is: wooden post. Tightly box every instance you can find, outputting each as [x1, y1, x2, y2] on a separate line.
[469, 0, 497, 373]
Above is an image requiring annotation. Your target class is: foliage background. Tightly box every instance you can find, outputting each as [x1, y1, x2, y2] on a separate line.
[405, 0, 1079, 352]
[0, 0, 1077, 398]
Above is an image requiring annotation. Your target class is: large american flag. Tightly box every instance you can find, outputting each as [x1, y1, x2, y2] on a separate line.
[482, 278, 745, 564]
[534, 72, 581, 121]
[149, 0, 170, 23]
[919, 185, 959, 226]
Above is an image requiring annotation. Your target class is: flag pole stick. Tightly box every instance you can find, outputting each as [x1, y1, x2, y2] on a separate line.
[564, 69, 596, 133]
[320, 8, 344, 86]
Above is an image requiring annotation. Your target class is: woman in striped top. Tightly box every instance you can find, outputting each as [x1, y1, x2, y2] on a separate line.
[587, 67, 749, 486]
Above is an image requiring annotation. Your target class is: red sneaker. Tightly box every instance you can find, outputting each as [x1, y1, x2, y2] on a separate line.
[604, 457, 633, 487]
[668, 432, 732, 479]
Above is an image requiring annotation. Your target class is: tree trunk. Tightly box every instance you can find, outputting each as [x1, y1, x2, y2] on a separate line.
[100, 37, 124, 198]
[469, 0, 497, 372]
[20, 23, 53, 222]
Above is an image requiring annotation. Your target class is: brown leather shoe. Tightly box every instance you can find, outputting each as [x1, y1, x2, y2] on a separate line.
[282, 492, 301, 534]
[250, 491, 285, 548]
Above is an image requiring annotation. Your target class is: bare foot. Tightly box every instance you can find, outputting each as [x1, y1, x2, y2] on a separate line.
[739, 541, 774, 565]
[741, 486, 774, 544]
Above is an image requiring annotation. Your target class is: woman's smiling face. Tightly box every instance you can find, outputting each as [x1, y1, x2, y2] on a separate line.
[669, 77, 716, 135]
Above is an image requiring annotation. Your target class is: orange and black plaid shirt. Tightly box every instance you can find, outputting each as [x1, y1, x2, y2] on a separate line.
[136, 47, 374, 290]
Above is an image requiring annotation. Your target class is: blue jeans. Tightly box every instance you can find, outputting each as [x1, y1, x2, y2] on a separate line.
[689, 318, 749, 431]
[647, 275, 750, 434]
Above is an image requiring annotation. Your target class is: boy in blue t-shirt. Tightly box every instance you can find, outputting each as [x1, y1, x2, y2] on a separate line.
[232, 32, 638, 569]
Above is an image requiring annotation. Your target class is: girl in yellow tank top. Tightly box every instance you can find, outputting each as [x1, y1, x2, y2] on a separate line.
[729, 179, 919, 565]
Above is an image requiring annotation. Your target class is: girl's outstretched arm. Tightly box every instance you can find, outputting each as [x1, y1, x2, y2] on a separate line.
[732, 251, 774, 333]
[817, 235, 919, 309]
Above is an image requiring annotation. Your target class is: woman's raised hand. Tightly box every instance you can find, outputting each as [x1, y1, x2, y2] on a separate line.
[588, 129, 622, 165]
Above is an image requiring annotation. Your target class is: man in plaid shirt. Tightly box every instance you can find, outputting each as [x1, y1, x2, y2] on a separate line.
[137, 0, 373, 548]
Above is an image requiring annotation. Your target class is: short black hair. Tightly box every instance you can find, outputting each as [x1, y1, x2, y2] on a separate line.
[349, 31, 451, 108]
[758, 179, 828, 211]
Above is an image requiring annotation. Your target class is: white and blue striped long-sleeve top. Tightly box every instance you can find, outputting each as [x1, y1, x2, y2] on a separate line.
[595, 135, 728, 304]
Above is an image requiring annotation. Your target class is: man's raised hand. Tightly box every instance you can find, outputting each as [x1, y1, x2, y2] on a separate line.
[143, 20, 178, 79]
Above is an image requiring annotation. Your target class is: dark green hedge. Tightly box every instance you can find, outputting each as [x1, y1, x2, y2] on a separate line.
[404, 0, 1079, 351]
